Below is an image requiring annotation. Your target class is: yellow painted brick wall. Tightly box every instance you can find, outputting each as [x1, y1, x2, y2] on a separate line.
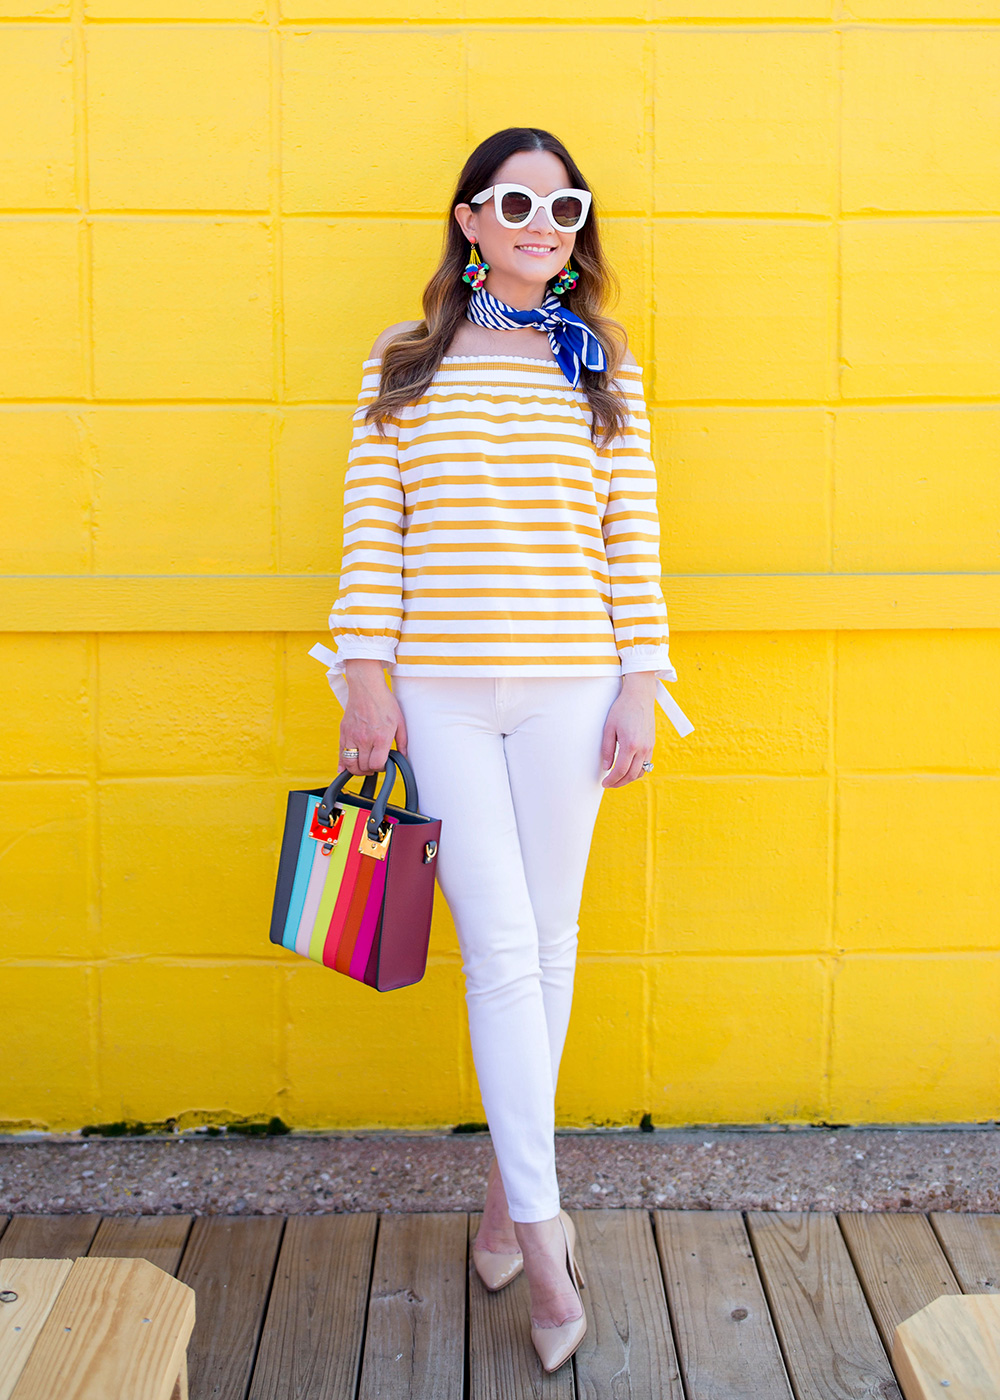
[2, 0, 998, 1134]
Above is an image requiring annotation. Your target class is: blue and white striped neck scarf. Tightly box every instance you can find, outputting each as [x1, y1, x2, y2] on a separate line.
[465, 286, 607, 389]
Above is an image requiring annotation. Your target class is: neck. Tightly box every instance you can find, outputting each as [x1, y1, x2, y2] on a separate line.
[479, 272, 549, 310]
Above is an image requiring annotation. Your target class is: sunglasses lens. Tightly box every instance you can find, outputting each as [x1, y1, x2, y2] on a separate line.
[500, 191, 533, 223]
[552, 195, 584, 228]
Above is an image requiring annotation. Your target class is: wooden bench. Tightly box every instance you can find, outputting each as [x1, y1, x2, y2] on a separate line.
[893, 1294, 1000, 1400]
[0, 1256, 195, 1400]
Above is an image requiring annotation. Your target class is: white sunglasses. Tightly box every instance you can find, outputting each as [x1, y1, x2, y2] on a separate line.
[470, 182, 592, 232]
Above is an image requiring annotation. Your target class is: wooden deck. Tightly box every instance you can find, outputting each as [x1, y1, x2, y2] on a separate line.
[2, 1208, 999, 1398]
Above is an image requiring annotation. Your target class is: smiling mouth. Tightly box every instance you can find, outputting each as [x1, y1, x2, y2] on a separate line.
[516, 244, 558, 254]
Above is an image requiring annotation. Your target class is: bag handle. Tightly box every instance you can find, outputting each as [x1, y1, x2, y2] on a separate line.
[317, 749, 421, 839]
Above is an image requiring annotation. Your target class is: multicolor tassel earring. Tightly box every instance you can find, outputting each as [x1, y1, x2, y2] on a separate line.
[462, 242, 489, 291]
[552, 259, 579, 296]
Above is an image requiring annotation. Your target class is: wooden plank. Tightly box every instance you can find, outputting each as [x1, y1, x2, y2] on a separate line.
[747, 1211, 902, 1400]
[9, 1256, 195, 1400]
[929, 1213, 1000, 1294]
[892, 1294, 1000, 1400]
[89, 1215, 193, 1275]
[247, 1214, 377, 1400]
[654, 1210, 794, 1400]
[466, 1212, 573, 1400]
[358, 1212, 465, 1400]
[176, 1215, 284, 1400]
[0, 1259, 73, 1400]
[574, 1208, 684, 1400]
[0, 1216, 101, 1261]
[838, 1214, 962, 1356]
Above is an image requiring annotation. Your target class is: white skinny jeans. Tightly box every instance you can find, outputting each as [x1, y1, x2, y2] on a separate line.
[392, 673, 622, 1223]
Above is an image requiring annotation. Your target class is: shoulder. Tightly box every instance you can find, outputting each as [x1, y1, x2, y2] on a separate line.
[620, 346, 639, 369]
[368, 320, 423, 360]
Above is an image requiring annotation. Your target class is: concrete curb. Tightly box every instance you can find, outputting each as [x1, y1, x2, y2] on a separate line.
[1, 1126, 997, 1215]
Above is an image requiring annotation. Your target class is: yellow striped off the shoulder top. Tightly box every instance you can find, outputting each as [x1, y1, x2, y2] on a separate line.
[318, 352, 677, 692]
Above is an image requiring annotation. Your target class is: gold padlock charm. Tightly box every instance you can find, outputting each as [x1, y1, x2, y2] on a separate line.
[358, 823, 392, 861]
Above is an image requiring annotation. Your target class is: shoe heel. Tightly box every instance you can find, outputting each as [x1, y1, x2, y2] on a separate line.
[572, 1253, 587, 1290]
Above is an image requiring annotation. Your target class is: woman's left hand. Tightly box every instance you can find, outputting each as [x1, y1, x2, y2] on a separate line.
[600, 672, 657, 787]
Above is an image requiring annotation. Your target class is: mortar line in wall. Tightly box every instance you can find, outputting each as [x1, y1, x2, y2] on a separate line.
[268, 0, 284, 410]
[825, 768, 1000, 778]
[1, 769, 996, 790]
[85, 628, 103, 1125]
[5, 396, 1000, 411]
[642, 18, 656, 1124]
[6, 947, 999, 969]
[66, 417, 88, 573]
[823, 633, 837, 1126]
[642, 19, 668, 1126]
[830, 20, 842, 587]
[825, 17, 841, 1120]
[461, 24, 469, 154]
[640, 961, 652, 1126]
[70, 0, 101, 1125]
[267, 0, 284, 585]
[8, 210, 995, 222]
[272, 621, 286, 1093]
[269, 0, 289, 1099]
[268, 414, 284, 580]
[8, 767, 982, 783]
[70, 0, 92, 402]
[826, 123, 841, 445]
[644, 20, 655, 405]
[826, 630, 839, 1122]
[58, 17, 995, 30]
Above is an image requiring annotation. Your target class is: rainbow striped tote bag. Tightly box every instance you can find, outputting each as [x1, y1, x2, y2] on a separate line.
[269, 750, 441, 991]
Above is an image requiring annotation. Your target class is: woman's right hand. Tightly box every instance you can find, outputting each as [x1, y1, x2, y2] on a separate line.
[339, 659, 408, 776]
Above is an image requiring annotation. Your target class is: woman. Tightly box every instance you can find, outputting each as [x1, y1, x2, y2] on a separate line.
[319, 127, 678, 1372]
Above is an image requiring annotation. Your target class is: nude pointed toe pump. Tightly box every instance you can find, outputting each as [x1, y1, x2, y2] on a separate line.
[471, 1239, 524, 1291]
[529, 1209, 588, 1373]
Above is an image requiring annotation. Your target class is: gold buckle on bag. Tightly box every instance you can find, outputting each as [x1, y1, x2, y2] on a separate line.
[358, 823, 392, 861]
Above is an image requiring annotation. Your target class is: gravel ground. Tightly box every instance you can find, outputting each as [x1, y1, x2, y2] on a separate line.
[1, 1126, 997, 1215]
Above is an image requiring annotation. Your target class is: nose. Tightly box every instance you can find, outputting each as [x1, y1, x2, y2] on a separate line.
[525, 206, 556, 236]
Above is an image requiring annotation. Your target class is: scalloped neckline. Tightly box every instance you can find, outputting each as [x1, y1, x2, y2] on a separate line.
[441, 353, 560, 367]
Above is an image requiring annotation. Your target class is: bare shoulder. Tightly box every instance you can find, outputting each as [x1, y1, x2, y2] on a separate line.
[368, 319, 423, 360]
[620, 346, 640, 368]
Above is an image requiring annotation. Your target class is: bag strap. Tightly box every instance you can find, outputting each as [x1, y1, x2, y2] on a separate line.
[316, 749, 420, 834]
[386, 749, 420, 812]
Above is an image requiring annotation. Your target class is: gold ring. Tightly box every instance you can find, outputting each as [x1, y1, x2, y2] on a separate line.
[342, 747, 359, 758]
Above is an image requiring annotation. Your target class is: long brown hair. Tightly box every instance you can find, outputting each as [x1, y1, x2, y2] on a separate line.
[365, 127, 631, 446]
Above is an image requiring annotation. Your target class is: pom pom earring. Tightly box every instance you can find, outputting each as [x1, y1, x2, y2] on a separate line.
[462, 242, 489, 291]
[552, 259, 579, 296]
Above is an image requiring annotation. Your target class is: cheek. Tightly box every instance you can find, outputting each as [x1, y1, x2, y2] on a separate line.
[481, 231, 520, 263]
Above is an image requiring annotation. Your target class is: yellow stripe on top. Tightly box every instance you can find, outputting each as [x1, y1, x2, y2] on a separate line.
[327, 354, 677, 683]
